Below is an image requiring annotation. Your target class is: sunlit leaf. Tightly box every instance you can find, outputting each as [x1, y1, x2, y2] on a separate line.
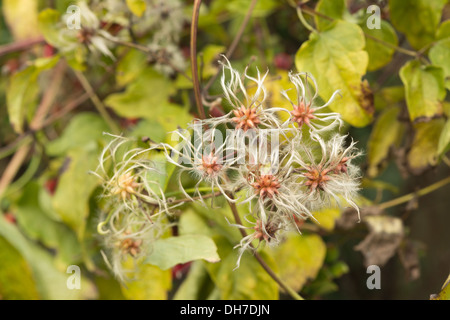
[105, 67, 192, 132]
[125, 0, 147, 17]
[295, 20, 372, 127]
[3, 0, 41, 40]
[268, 233, 326, 292]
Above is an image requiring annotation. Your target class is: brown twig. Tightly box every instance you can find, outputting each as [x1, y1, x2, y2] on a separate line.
[190, 0, 206, 119]
[0, 37, 45, 57]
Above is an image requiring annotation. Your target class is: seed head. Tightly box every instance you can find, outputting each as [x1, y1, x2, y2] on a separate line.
[291, 101, 316, 128]
[232, 106, 261, 131]
[251, 174, 281, 198]
[111, 172, 140, 200]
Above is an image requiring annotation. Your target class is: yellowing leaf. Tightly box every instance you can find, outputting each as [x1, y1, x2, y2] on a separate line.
[367, 107, 405, 177]
[408, 119, 446, 174]
[313, 207, 342, 231]
[0, 236, 40, 299]
[3, 0, 41, 40]
[121, 260, 171, 300]
[438, 119, 450, 156]
[399, 60, 445, 122]
[268, 233, 326, 292]
[295, 20, 372, 127]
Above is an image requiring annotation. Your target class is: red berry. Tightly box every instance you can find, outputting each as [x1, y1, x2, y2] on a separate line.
[274, 53, 293, 70]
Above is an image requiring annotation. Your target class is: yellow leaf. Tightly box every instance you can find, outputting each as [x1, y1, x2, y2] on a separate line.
[268, 233, 326, 292]
[3, 0, 41, 40]
[120, 258, 172, 300]
[126, 0, 147, 17]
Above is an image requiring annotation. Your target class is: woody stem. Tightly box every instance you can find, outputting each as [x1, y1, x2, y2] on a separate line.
[226, 193, 305, 300]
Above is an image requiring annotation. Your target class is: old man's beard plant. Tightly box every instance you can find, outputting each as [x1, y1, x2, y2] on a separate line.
[94, 57, 362, 280]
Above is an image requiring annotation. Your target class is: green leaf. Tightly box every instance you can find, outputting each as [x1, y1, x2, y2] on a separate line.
[390, 0, 446, 50]
[436, 20, 450, 41]
[125, 0, 147, 17]
[399, 60, 445, 122]
[367, 107, 405, 177]
[146, 235, 220, 270]
[429, 38, 450, 89]
[105, 67, 192, 132]
[408, 119, 446, 174]
[438, 119, 450, 156]
[267, 233, 326, 292]
[38, 9, 63, 47]
[0, 217, 97, 300]
[6, 57, 59, 133]
[116, 49, 148, 87]
[362, 20, 398, 71]
[0, 236, 40, 299]
[205, 236, 279, 300]
[374, 86, 405, 111]
[13, 182, 81, 265]
[314, 0, 346, 31]
[226, 0, 279, 18]
[46, 113, 109, 156]
[52, 147, 100, 239]
[120, 260, 171, 300]
[295, 20, 372, 127]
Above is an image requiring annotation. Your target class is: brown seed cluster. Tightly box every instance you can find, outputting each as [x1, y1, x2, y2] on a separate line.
[120, 237, 143, 257]
[304, 165, 331, 192]
[253, 220, 279, 243]
[290, 102, 315, 127]
[251, 174, 281, 198]
[334, 157, 349, 174]
[232, 106, 261, 131]
[197, 154, 223, 176]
